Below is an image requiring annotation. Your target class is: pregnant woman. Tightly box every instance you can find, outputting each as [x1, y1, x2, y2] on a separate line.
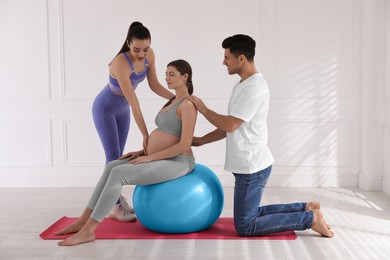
[56, 59, 197, 246]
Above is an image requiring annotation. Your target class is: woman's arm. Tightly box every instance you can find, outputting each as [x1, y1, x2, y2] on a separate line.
[130, 100, 197, 164]
[110, 55, 149, 147]
[146, 49, 174, 100]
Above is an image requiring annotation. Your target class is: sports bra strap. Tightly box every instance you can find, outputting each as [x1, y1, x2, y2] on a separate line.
[123, 53, 135, 71]
[123, 53, 149, 71]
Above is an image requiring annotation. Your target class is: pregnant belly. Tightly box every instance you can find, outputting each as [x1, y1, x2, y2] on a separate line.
[146, 129, 181, 155]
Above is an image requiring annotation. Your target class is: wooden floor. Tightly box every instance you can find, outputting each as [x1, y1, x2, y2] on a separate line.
[1, 186, 390, 260]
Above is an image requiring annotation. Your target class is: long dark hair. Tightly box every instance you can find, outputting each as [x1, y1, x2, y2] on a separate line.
[163, 59, 194, 108]
[115, 21, 151, 57]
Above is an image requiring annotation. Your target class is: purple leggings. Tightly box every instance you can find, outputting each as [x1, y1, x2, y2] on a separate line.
[92, 85, 130, 164]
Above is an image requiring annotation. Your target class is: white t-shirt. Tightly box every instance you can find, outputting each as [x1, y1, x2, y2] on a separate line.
[224, 73, 274, 174]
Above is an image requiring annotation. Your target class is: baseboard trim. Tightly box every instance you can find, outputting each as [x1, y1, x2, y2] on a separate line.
[0, 171, 359, 188]
[383, 175, 390, 195]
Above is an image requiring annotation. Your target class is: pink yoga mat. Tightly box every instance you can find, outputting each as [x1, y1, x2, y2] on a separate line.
[40, 217, 297, 240]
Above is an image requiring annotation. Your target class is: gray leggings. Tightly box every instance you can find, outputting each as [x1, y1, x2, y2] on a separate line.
[86, 155, 195, 222]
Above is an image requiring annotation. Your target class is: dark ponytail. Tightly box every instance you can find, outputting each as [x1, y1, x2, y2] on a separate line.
[186, 79, 194, 95]
[115, 21, 151, 58]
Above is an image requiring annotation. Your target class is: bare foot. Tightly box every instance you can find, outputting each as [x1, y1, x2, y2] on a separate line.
[306, 201, 321, 211]
[107, 204, 136, 222]
[306, 201, 331, 229]
[58, 228, 95, 246]
[311, 209, 334, 238]
[55, 219, 86, 235]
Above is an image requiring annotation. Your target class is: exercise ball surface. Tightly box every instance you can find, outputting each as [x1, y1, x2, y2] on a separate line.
[133, 164, 224, 233]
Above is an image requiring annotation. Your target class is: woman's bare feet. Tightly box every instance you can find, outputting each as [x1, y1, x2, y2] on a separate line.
[55, 219, 87, 236]
[58, 228, 95, 246]
[311, 209, 334, 238]
[107, 204, 137, 222]
[306, 201, 321, 211]
[107, 196, 136, 222]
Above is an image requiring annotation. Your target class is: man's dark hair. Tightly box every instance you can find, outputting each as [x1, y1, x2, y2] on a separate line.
[222, 34, 256, 62]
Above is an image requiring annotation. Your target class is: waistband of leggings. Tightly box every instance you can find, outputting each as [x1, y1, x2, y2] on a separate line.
[107, 82, 124, 96]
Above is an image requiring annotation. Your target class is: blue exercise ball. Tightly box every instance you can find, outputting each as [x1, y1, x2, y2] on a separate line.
[133, 163, 224, 233]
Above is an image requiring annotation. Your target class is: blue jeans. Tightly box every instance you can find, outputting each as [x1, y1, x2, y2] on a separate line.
[233, 165, 313, 236]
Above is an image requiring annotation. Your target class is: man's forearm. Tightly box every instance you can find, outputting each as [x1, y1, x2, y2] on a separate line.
[202, 109, 231, 132]
[187, 95, 242, 133]
[202, 108, 243, 133]
[200, 129, 226, 145]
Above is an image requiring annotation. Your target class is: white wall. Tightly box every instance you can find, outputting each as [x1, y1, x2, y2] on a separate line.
[384, 0, 390, 195]
[261, 0, 361, 187]
[0, 0, 387, 189]
[359, 0, 386, 191]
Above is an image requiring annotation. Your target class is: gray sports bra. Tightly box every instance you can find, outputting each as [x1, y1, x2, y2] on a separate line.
[155, 97, 187, 137]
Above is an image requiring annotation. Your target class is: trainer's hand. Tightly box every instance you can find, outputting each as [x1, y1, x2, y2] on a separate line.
[191, 137, 203, 147]
[142, 135, 149, 155]
[187, 96, 207, 114]
[118, 150, 144, 160]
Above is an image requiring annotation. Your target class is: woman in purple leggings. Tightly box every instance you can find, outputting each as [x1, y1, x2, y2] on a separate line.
[92, 21, 173, 221]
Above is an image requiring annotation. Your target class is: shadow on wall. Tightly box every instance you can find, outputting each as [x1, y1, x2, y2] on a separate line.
[268, 43, 356, 187]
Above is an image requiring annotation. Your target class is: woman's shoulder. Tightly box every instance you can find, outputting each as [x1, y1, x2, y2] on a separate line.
[110, 54, 131, 73]
[179, 98, 197, 112]
[111, 53, 126, 66]
[115, 53, 131, 63]
[148, 47, 155, 55]
[146, 48, 156, 63]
